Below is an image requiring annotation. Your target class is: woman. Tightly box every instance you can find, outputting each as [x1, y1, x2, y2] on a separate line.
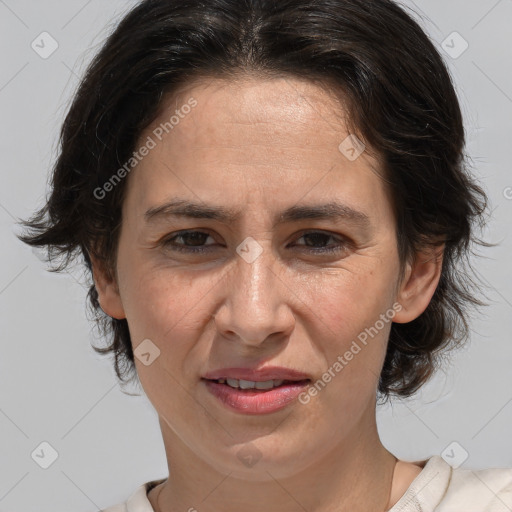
[17, 0, 512, 510]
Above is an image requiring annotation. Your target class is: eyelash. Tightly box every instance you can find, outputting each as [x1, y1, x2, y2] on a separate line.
[160, 230, 350, 255]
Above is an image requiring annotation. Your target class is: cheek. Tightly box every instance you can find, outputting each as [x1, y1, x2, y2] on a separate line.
[296, 258, 398, 398]
[299, 259, 398, 339]
[117, 256, 217, 347]
[305, 280, 392, 412]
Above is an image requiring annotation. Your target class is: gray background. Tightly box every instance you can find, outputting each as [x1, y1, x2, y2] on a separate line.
[1, 0, 511, 510]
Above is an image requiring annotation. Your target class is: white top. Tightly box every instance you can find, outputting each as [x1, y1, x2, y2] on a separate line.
[100, 456, 512, 512]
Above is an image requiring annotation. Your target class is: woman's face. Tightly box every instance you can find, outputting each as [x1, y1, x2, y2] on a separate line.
[95, 76, 438, 479]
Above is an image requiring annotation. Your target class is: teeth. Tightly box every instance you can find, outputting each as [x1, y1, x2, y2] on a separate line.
[255, 380, 276, 390]
[218, 378, 285, 389]
[239, 379, 256, 389]
[255, 380, 284, 389]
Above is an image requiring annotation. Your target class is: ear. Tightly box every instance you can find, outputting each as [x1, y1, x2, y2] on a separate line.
[393, 244, 444, 324]
[89, 253, 126, 320]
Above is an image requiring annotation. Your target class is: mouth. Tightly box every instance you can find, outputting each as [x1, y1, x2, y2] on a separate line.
[202, 366, 311, 383]
[201, 367, 312, 413]
[203, 377, 311, 391]
[201, 374, 312, 414]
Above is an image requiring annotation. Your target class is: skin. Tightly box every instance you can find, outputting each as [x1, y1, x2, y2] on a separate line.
[92, 75, 442, 512]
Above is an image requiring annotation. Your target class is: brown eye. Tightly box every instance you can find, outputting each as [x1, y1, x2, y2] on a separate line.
[177, 231, 210, 246]
[292, 231, 349, 254]
[302, 232, 332, 247]
[162, 230, 216, 253]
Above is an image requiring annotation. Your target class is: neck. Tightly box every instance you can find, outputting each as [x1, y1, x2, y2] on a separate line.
[151, 409, 397, 512]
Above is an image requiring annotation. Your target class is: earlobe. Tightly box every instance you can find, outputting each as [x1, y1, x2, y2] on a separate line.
[89, 254, 126, 320]
[393, 244, 444, 324]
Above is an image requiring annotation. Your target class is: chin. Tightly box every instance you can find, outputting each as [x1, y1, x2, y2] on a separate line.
[204, 438, 321, 481]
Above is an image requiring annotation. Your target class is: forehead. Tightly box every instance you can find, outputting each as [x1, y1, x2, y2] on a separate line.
[123, 75, 392, 223]
[156, 75, 354, 148]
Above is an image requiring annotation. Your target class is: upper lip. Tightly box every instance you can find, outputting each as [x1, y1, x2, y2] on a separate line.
[202, 367, 311, 382]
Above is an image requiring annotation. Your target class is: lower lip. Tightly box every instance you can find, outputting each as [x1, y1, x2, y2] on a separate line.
[203, 379, 310, 414]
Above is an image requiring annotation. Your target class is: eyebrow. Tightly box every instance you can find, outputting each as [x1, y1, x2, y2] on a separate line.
[144, 198, 371, 228]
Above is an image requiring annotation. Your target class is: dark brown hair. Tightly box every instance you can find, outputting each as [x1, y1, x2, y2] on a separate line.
[17, 0, 488, 398]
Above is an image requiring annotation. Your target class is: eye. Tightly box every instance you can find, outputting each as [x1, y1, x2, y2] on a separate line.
[291, 231, 350, 254]
[161, 230, 218, 253]
[159, 229, 350, 256]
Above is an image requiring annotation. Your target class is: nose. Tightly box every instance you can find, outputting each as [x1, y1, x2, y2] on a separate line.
[213, 249, 295, 348]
